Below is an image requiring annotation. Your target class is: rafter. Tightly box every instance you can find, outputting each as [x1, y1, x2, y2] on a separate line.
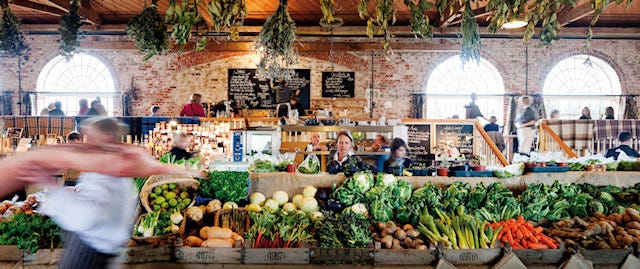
[448, 7, 492, 27]
[437, 1, 463, 28]
[197, 0, 214, 27]
[10, 0, 64, 17]
[47, 0, 101, 26]
[557, 1, 612, 27]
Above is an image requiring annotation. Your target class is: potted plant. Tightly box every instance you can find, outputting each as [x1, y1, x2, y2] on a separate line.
[471, 155, 486, 171]
[435, 156, 449, 176]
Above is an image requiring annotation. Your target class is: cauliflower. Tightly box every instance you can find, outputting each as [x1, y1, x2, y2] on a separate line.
[345, 203, 369, 217]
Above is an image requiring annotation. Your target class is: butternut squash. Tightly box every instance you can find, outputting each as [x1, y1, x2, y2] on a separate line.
[185, 236, 204, 247]
[201, 238, 233, 248]
[207, 226, 233, 239]
[200, 226, 211, 239]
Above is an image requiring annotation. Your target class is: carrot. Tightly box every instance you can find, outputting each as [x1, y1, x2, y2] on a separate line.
[529, 243, 550, 249]
[538, 235, 557, 248]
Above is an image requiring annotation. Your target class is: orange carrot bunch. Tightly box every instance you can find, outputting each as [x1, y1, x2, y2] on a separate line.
[489, 216, 559, 250]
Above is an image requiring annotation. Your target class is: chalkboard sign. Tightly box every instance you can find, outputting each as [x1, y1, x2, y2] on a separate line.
[406, 124, 431, 163]
[322, 72, 355, 98]
[228, 69, 311, 109]
[435, 124, 474, 155]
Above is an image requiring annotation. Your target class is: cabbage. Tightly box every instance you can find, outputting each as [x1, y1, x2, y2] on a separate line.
[300, 197, 319, 214]
[272, 191, 289, 205]
[303, 186, 317, 198]
[250, 192, 266, 206]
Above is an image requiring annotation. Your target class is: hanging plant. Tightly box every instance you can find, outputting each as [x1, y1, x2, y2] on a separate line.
[58, 0, 83, 59]
[485, 0, 526, 33]
[0, 0, 29, 59]
[255, 0, 297, 81]
[460, 1, 481, 65]
[166, 0, 207, 51]
[319, 0, 343, 27]
[126, 0, 169, 60]
[207, 0, 248, 40]
[358, 0, 396, 57]
[404, 0, 434, 38]
[584, 0, 632, 49]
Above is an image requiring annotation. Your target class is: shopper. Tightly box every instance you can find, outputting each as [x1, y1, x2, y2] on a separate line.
[383, 138, 413, 174]
[604, 106, 615, 119]
[464, 92, 484, 119]
[169, 133, 195, 161]
[549, 109, 560, 119]
[484, 116, 500, 132]
[40, 103, 54, 116]
[150, 106, 161, 116]
[605, 131, 639, 160]
[66, 132, 82, 143]
[86, 100, 107, 116]
[48, 101, 65, 116]
[306, 132, 328, 151]
[515, 96, 538, 154]
[579, 107, 592, 119]
[78, 99, 89, 116]
[180, 93, 206, 117]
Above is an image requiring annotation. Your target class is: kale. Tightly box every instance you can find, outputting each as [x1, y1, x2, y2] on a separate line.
[200, 171, 249, 203]
[0, 213, 62, 253]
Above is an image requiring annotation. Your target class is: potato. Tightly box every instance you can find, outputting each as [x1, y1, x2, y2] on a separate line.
[208, 227, 233, 239]
[402, 224, 414, 231]
[626, 221, 640, 230]
[200, 226, 211, 239]
[201, 238, 233, 248]
[627, 229, 640, 237]
[406, 229, 421, 238]
[395, 229, 406, 240]
[185, 236, 204, 247]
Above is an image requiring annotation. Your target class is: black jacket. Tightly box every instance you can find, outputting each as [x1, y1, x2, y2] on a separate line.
[169, 147, 194, 161]
[605, 145, 639, 160]
[383, 158, 414, 174]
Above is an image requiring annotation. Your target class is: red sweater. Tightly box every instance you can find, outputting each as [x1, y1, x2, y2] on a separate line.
[179, 103, 206, 117]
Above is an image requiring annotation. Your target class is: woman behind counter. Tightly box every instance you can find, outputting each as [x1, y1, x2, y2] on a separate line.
[180, 93, 206, 117]
[327, 130, 376, 174]
[383, 138, 413, 174]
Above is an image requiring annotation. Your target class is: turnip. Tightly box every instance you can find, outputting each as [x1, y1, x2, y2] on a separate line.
[272, 191, 289, 205]
[303, 186, 317, 198]
[250, 192, 266, 206]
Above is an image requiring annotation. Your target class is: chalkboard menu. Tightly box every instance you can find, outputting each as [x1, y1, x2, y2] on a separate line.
[227, 69, 311, 109]
[406, 124, 431, 163]
[321, 72, 355, 98]
[435, 124, 474, 155]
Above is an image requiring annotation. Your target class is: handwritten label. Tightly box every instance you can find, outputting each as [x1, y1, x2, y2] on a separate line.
[406, 124, 431, 163]
[435, 124, 474, 154]
[322, 72, 355, 98]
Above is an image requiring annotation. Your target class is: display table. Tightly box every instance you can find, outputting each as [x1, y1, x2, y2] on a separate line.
[249, 171, 640, 196]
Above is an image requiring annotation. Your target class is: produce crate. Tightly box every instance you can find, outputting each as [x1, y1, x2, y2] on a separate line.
[452, 170, 494, 177]
[438, 248, 502, 265]
[309, 248, 374, 264]
[114, 245, 172, 264]
[131, 212, 184, 245]
[580, 247, 634, 264]
[513, 248, 567, 265]
[374, 249, 436, 265]
[174, 247, 241, 264]
[213, 208, 250, 237]
[22, 248, 64, 265]
[243, 248, 310, 264]
[0, 245, 21, 262]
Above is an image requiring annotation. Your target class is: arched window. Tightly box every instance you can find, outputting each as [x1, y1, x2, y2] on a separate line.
[543, 55, 621, 119]
[425, 55, 505, 122]
[36, 53, 117, 116]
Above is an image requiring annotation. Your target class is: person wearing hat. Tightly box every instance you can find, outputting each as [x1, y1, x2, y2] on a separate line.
[605, 131, 639, 160]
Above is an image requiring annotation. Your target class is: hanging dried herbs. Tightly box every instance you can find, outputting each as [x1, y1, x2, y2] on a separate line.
[404, 0, 434, 38]
[126, 0, 169, 60]
[486, 0, 527, 33]
[166, 0, 206, 51]
[358, 0, 396, 57]
[0, 0, 29, 59]
[207, 0, 248, 40]
[255, 0, 297, 81]
[460, 1, 481, 65]
[58, 0, 83, 59]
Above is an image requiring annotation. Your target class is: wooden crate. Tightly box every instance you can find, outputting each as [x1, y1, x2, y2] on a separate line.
[0, 245, 21, 262]
[439, 248, 502, 265]
[374, 249, 436, 265]
[243, 248, 309, 264]
[580, 247, 634, 264]
[513, 248, 567, 265]
[22, 249, 64, 265]
[114, 245, 172, 264]
[174, 247, 241, 264]
[309, 248, 374, 264]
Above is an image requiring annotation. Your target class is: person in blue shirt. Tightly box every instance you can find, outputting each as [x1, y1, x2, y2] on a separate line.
[483, 116, 500, 132]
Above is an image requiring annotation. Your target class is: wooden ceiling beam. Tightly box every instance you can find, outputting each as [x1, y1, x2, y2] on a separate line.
[197, 0, 214, 27]
[437, 1, 463, 28]
[557, 1, 612, 27]
[46, 0, 102, 26]
[10, 0, 65, 17]
[448, 7, 491, 26]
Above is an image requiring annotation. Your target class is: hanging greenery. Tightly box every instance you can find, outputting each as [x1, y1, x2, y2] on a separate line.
[319, 0, 344, 27]
[207, 0, 248, 40]
[358, 0, 396, 57]
[126, 0, 169, 60]
[404, 0, 434, 38]
[485, 0, 526, 33]
[255, 0, 297, 81]
[460, 1, 481, 65]
[58, 0, 83, 59]
[166, 0, 207, 51]
[0, 0, 29, 59]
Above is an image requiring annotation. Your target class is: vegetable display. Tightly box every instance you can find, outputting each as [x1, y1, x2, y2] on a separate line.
[149, 183, 193, 212]
[246, 211, 314, 248]
[372, 222, 427, 250]
[248, 159, 277, 173]
[418, 206, 500, 249]
[200, 171, 249, 203]
[135, 211, 176, 237]
[490, 217, 558, 249]
[315, 209, 372, 248]
[0, 213, 62, 253]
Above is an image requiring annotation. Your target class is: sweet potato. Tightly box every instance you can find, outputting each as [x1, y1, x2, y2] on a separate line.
[185, 236, 204, 247]
[622, 213, 632, 223]
[622, 235, 635, 246]
[231, 232, 244, 242]
[626, 208, 640, 220]
[594, 212, 607, 220]
[626, 229, 640, 237]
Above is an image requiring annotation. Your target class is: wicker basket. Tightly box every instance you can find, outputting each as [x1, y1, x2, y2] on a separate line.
[139, 174, 200, 213]
[213, 208, 250, 237]
[131, 212, 186, 245]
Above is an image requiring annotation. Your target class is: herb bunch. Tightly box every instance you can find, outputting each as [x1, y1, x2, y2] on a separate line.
[255, 0, 297, 81]
[126, 0, 169, 60]
[0, 213, 62, 253]
[0, 1, 29, 59]
[58, 0, 83, 60]
[207, 0, 248, 40]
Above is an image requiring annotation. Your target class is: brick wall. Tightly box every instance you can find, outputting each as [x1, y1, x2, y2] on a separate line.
[1, 35, 639, 119]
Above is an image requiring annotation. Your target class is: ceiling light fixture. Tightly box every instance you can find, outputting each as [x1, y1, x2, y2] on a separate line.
[502, 16, 527, 29]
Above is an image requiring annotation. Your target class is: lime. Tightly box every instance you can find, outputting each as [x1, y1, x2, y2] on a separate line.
[161, 184, 169, 190]
[161, 202, 169, 208]
[181, 187, 188, 193]
[149, 193, 157, 199]
[176, 197, 182, 203]
[153, 187, 162, 195]
[169, 199, 178, 207]
[168, 183, 177, 190]
[164, 192, 176, 200]
[150, 199, 156, 205]
[182, 198, 191, 205]
[180, 192, 189, 199]
[155, 196, 166, 204]
[153, 204, 161, 211]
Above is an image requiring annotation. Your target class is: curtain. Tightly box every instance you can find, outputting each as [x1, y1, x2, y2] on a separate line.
[623, 95, 639, 119]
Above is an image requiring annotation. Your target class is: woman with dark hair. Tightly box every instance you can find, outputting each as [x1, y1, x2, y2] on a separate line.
[604, 106, 615, 119]
[383, 138, 413, 174]
[179, 93, 206, 117]
[579, 107, 592, 120]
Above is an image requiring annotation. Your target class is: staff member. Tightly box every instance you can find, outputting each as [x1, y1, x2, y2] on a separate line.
[383, 138, 413, 174]
[180, 93, 206, 117]
[306, 132, 328, 151]
[515, 96, 538, 154]
[327, 129, 375, 174]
